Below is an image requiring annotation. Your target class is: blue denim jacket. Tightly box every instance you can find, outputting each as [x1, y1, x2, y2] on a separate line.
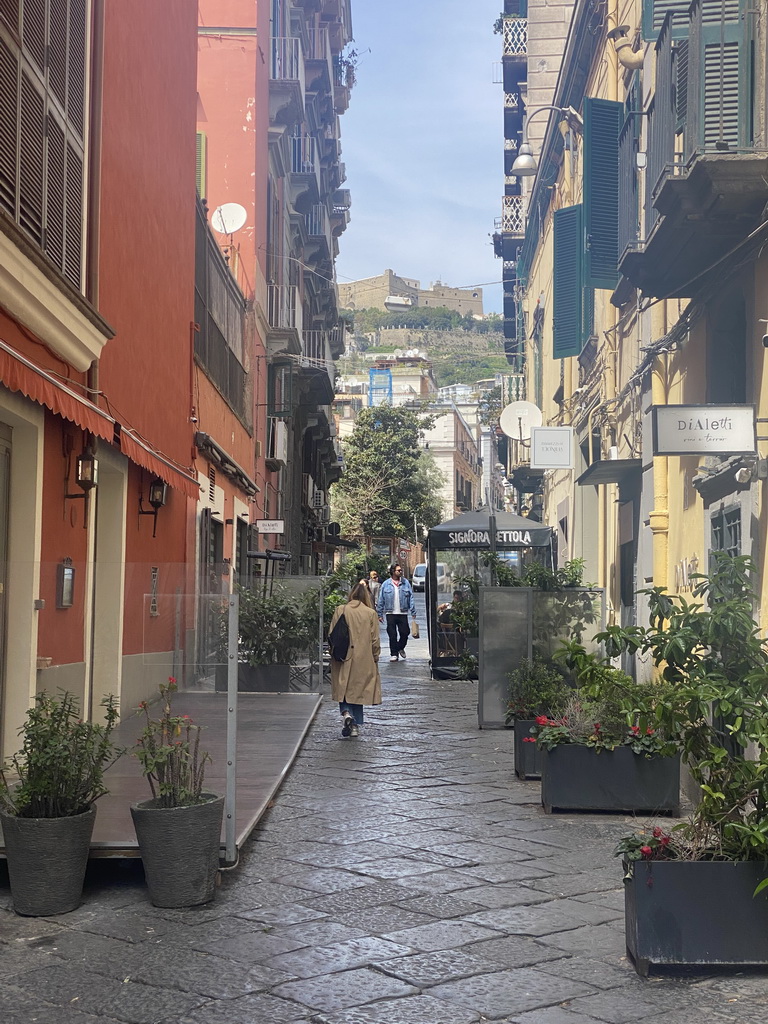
[376, 577, 415, 617]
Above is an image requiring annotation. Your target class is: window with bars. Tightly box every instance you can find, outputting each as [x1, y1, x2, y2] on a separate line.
[0, 0, 87, 290]
[711, 504, 741, 559]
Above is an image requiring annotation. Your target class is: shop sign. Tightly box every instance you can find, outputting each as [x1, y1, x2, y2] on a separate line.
[531, 426, 573, 469]
[652, 405, 755, 456]
[256, 519, 284, 533]
[446, 528, 533, 548]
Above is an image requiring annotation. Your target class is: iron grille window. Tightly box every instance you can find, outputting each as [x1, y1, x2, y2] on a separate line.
[711, 504, 741, 558]
[194, 198, 248, 421]
[0, 0, 87, 289]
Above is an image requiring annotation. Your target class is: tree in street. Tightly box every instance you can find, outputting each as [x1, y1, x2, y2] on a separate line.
[331, 406, 445, 540]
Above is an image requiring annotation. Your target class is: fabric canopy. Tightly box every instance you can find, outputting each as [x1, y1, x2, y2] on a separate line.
[428, 507, 552, 550]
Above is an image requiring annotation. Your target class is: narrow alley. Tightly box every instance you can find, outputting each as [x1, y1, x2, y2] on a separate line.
[2, 642, 768, 1023]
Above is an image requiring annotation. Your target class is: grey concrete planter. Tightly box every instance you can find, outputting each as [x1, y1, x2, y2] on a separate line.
[0, 804, 96, 916]
[513, 719, 542, 779]
[624, 859, 768, 975]
[541, 745, 680, 814]
[131, 794, 224, 908]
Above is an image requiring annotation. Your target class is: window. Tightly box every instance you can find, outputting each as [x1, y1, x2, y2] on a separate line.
[553, 205, 592, 359]
[711, 504, 741, 559]
[268, 362, 292, 418]
[0, 0, 87, 289]
[642, 0, 691, 40]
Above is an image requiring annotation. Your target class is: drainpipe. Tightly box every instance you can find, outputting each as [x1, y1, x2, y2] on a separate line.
[649, 305, 670, 589]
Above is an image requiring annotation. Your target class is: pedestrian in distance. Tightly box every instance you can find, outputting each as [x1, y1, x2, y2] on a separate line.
[368, 570, 381, 608]
[376, 563, 416, 662]
[328, 582, 381, 738]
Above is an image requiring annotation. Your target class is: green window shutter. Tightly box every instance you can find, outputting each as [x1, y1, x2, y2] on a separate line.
[196, 131, 207, 198]
[553, 204, 583, 360]
[688, 0, 753, 154]
[583, 97, 622, 291]
[581, 286, 595, 348]
[675, 38, 688, 133]
[642, 0, 690, 40]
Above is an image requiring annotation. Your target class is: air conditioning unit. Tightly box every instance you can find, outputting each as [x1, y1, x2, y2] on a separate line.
[320, 505, 331, 523]
[312, 489, 325, 508]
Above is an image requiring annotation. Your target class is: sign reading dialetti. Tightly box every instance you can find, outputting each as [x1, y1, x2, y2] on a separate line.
[652, 405, 755, 456]
[256, 519, 284, 534]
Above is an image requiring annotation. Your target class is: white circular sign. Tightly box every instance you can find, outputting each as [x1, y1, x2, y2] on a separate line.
[499, 401, 543, 441]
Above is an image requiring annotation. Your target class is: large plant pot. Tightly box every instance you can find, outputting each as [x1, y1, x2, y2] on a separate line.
[624, 859, 768, 975]
[215, 662, 292, 692]
[513, 719, 542, 779]
[0, 804, 96, 916]
[541, 745, 680, 814]
[131, 794, 224, 908]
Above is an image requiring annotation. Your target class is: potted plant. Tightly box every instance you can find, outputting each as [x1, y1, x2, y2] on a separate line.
[505, 658, 571, 779]
[530, 649, 680, 815]
[0, 691, 121, 916]
[131, 678, 223, 908]
[602, 553, 768, 974]
[217, 584, 318, 692]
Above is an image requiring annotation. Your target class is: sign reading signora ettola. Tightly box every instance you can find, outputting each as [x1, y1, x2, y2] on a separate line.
[256, 519, 284, 534]
[652, 405, 756, 456]
[427, 508, 553, 550]
[531, 427, 573, 469]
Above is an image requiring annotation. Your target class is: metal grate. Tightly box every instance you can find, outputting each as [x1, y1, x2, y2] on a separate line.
[503, 18, 528, 57]
[502, 195, 525, 234]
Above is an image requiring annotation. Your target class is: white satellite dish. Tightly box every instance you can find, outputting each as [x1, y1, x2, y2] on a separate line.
[211, 202, 247, 234]
[499, 400, 543, 441]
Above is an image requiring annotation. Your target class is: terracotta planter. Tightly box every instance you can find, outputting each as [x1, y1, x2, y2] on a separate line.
[541, 745, 680, 814]
[624, 859, 768, 975]
[131, 794, 224, 908]
[0, 804, 96, 916]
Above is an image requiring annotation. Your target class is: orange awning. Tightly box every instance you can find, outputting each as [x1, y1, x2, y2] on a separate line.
[119, 430, 201, 500]
[0, 340, 115, 441]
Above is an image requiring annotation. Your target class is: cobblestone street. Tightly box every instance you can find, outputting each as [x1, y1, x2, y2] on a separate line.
[2, 644, 768, 1023]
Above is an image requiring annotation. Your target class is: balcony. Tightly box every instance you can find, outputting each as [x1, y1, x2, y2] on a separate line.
[289, 135, 321, 201]
[330, 188, 351, 234]
[503, 17, 527, 57]
[269, 37, 305, 126]
[300, 329, 335, 403]
[267, 284, 302, 355]
[305, 27, 333, 93]
[618, 2, 765, 299]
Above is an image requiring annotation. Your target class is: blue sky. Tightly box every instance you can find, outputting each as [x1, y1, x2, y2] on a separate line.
[335, 1, 504, 315]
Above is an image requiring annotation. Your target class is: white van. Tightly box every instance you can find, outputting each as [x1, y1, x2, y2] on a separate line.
[412, 563, 450, 592]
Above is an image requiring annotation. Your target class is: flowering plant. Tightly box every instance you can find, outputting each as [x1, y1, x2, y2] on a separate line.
[505, 658, 571, 723]
[134, 679, 211, 808]
[530, 696, 678, 756]
[615, 825, 679, 863]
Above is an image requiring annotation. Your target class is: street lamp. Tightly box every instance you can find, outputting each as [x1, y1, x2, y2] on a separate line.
[511, 105, 584, 178]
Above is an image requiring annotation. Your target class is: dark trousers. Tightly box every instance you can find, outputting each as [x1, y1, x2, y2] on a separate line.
[386, 614, 410, 655]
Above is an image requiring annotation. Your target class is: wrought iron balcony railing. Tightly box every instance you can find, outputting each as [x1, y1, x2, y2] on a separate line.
[502, 194, 525, 234]
[503, 18, 528, 58]
[271, 37, 304, 85]
[268, 284, 301, 333]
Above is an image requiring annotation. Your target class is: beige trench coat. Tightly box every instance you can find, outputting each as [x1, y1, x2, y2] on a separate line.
[329, 600, 382, 706]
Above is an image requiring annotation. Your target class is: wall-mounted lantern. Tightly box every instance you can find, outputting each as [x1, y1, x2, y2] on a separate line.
[139, 478, 168, 537]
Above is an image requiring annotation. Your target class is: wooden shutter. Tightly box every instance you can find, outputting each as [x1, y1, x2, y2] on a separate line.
[45, 112, 65, 268]
[68, 0, 87, 134]
[584, 97, 623, 291]
[642, 0, 691, 40]
[553, 205, 584, 359]
[0, 39, 18, 218]
[22, 0, 46, 73]
[196, 131, 207, 198]
[64, 140, 83, 287]
[0, 0, 20, 34]
[19, 72, 44, 244]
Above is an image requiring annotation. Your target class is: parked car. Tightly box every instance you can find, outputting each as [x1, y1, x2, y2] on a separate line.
[412, 563, 451, 593]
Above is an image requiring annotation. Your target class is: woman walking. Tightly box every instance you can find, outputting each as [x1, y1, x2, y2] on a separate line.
[328, 582, 381, 737]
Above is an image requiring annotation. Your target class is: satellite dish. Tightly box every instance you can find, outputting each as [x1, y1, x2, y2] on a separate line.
[211, 202, 247, 234]
[499, 401, 543, 441]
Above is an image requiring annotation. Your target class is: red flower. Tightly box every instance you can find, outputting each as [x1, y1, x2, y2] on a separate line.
[593, 722, 601, 731]
[646, 727, 655, 735]
[535, 715, 549, 726]
[640, 845, 653, 858]
[138, 701, 147, 710]
[652, 826, 663, 838]
[522, 736, 536, 743]
[630, 725, 640, 735]
[660, 835, 670, 846]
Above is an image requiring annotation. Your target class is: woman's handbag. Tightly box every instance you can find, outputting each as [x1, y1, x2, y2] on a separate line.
[410, 619, 420, 639]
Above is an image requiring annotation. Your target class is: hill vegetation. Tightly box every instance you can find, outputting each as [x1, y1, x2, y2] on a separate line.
[345, 307, 510, 388]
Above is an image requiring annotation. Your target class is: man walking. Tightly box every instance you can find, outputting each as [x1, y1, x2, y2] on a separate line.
[376, 563, 416, 662]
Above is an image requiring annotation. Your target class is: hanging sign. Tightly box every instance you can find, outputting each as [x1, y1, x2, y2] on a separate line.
[652, 405, 755, 456]
[256, 519, 284, 533]
[531, 427, 574, 469]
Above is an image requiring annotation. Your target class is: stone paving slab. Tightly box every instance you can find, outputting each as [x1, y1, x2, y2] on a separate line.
[2, 652, 768, 1023]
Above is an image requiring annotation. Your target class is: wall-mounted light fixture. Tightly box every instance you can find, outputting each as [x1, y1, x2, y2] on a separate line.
[65, 448, 99, 500]
[139, 478, 168, 537]
[511, 105, 584, 178]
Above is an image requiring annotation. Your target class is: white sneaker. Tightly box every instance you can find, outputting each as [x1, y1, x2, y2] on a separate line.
[349, 723, 359, 737]
[390, 655, 399, 662]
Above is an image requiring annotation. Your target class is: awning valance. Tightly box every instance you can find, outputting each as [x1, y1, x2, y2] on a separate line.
[120, 430, 201, 500]
[428, 507, 553, 550]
